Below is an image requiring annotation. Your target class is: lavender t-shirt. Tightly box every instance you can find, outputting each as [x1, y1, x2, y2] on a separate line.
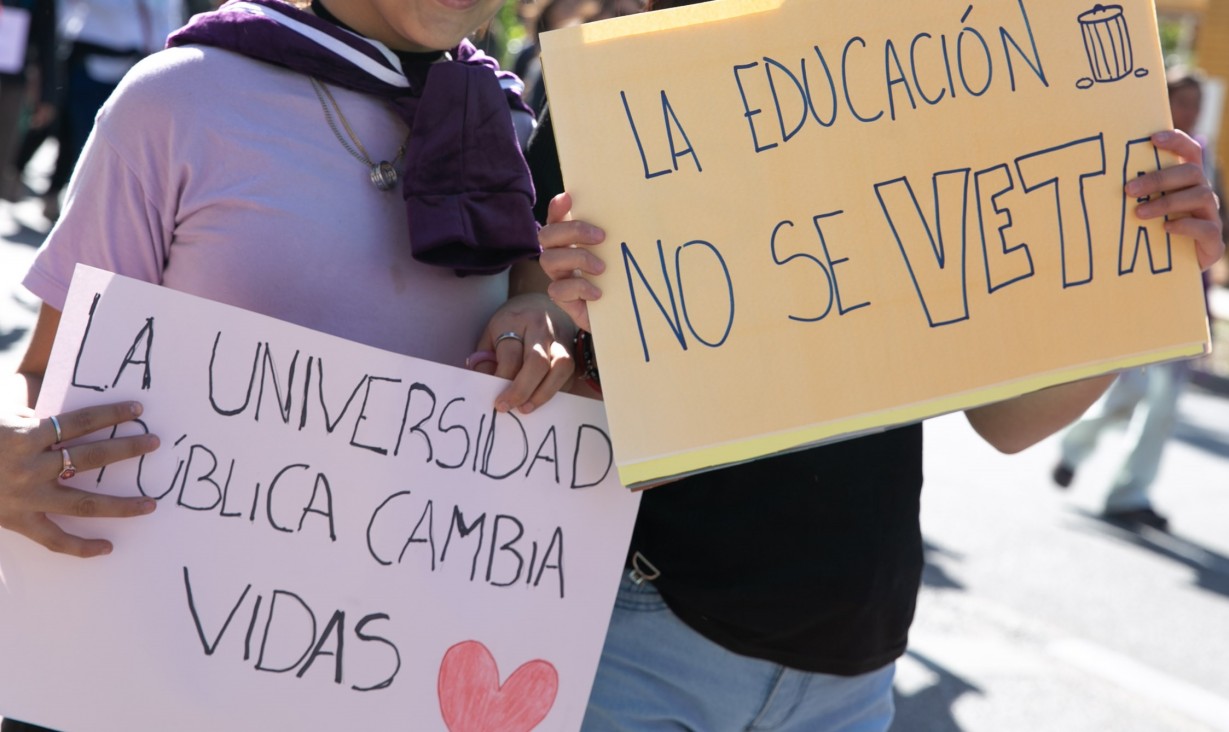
[24, 45, 509, 366]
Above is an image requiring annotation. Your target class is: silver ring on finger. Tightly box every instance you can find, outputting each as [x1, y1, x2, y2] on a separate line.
[49, 414, 64, 444]
[494, 331, 524, 348]
[59, 447, 78, 480]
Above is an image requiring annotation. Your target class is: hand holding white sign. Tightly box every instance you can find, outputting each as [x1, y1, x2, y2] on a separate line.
[0, 376, 159, 557]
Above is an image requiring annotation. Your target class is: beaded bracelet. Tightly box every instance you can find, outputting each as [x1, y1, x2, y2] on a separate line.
[574, 329, 601, 395]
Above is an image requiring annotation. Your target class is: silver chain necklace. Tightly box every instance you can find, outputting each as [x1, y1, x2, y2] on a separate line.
[309, 77, 408, 191]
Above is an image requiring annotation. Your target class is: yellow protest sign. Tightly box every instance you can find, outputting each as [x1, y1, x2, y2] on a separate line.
[539, 0, 1211, 488]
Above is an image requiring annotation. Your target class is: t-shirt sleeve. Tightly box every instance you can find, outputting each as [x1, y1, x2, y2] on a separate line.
[22, 80, 174, 310]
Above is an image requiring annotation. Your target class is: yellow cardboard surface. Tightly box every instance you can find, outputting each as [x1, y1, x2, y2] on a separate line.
[539, 0, 1211, 488]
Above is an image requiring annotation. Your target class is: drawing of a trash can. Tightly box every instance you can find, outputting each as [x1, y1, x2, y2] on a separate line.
[1079, 4, 1134, 83]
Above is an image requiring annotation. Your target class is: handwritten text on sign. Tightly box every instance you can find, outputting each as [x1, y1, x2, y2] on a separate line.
[0, 266, 640, 732]
[540, 0, 1210, 486]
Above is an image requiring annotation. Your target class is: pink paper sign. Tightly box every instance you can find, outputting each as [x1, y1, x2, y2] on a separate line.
[0, 266, 639, 731]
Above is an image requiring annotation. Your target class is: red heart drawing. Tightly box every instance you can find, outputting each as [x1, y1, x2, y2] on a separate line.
[438, 640, 559, 732]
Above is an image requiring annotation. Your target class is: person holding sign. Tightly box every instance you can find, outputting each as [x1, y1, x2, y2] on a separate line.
[529, 3, 1226, 730]
[539, 128, 1225, 732]
[0, 1, 580, 726]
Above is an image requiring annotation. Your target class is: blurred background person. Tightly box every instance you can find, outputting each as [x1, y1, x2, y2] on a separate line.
[1051, 67, 1220, 532]
[518, 0, 642, 114]
[0, 0, 57, 203]
[38, 0, 184, 219]
[510, 0, 544, 82]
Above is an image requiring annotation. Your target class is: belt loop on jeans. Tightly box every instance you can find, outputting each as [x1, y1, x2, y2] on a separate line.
[628, 551, 661, 585]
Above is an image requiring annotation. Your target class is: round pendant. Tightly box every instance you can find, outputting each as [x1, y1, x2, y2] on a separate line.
[370, 161, 399, 191]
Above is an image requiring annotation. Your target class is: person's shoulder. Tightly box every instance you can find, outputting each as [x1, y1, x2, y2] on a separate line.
[118, 45, 288, 98]
[101, 46, 297, 134]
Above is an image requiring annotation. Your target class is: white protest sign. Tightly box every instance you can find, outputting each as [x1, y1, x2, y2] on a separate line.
[0, 265, 640, 732]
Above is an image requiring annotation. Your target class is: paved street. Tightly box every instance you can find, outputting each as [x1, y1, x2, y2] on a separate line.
[2, 144, 1228, 731]
[0, 145, 49, 366]
[904, 394, 1229, 732]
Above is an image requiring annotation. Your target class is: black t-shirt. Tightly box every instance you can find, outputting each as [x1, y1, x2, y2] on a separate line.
[633, 427, 924, 675]
[527, 107, 926, 676]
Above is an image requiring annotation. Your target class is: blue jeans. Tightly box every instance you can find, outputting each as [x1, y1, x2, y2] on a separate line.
[582, 574, 896, 732]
